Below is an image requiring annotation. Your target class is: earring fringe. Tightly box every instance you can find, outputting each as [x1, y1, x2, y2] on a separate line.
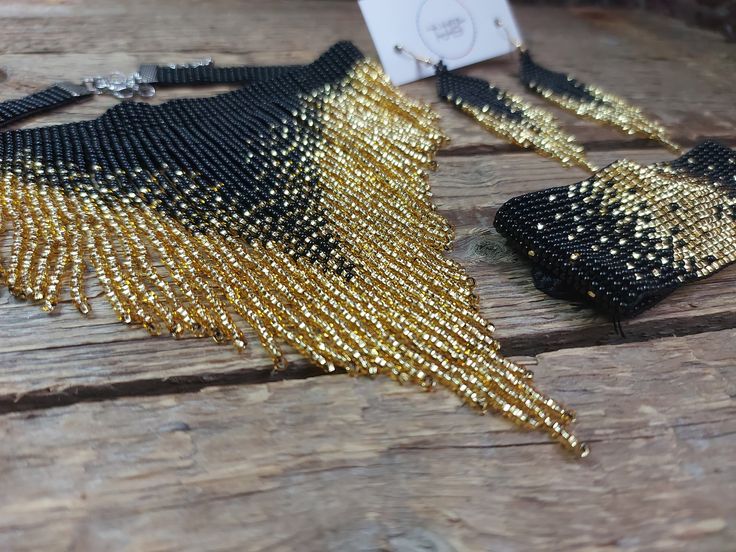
[520, 50, 680, 153]
[436, 63, 596, 171]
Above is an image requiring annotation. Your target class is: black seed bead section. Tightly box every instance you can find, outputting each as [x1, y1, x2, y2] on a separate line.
[0, 85, 90, 128]
[519, 50, 598, 104]
[155, 64, 303, 86]
[436, 63, 523, 122]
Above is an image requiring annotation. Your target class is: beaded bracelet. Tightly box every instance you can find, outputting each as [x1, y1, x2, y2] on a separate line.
[495, 140, 736, 320]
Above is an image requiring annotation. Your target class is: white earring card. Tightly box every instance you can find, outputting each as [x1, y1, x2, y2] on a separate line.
[358, 0, 522, 85]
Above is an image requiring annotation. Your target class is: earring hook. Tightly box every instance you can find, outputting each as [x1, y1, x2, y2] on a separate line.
[494, 18, 524, 51]
[394, 45, 438, 68]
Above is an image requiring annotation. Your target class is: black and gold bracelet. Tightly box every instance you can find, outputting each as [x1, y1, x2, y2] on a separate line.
[495, 140, 736, 319]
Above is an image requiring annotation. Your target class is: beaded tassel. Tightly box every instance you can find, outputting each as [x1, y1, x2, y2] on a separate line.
[436, 63, 595, 171]
[0, 43, 586, 455]
[519, 50, 680, 152]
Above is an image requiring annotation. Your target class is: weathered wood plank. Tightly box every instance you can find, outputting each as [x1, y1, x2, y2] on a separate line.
[0, 5, 734, 148]
[1, 329, 734, 551]
[0, 2, 734, 550]
[2, 148, 734, 397]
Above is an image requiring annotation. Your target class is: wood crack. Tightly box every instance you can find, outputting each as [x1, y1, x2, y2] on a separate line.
[500, 310, 736, 357]
[438, 136, 736, 158]
[1, 311, 734, 416]
[0, 362, 333, 416]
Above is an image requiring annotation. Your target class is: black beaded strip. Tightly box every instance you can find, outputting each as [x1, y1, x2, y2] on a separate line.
[0, 42, 365, 277]
[150, 63, 303, 86]
[436, 63, 522, 122]
[495, 140, 736, 319]
[0, 62, 303, 128]
[0, 83, 92, 128]
[519, 50, 597, 104]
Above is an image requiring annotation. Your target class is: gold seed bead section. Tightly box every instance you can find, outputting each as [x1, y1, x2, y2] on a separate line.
[0, 58, 586, 457]
[532, 82, 680, 153]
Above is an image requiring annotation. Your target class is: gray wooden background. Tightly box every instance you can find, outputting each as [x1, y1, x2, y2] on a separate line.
[0, 1, 734, 551]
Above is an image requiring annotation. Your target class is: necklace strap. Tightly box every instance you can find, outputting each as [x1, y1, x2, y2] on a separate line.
[0, 59, 303, 129]
[145, 63, 302, 86]
[0, 82, 93, 128]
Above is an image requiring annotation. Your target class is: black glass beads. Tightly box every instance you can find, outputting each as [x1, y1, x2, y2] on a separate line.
[495, 140, 736, 318]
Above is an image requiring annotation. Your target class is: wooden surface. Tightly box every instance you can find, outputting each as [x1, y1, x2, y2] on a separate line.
[1, 1, 735, 551]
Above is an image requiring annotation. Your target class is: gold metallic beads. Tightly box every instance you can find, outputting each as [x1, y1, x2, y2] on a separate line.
[520, 50, 680, 152]
[0, 54, 587, 457]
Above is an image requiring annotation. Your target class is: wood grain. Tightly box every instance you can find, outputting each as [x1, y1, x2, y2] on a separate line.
[1, 1, 735, 550]
[1, 330, 734, 552]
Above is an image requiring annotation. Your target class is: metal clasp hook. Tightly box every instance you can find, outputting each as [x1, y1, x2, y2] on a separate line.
[82, 71, 155, 100]
[494, 19, 524, 51]
[394, 45, 439, 68]
[79, 58, 213, 101]
[165, 57, 213, 70]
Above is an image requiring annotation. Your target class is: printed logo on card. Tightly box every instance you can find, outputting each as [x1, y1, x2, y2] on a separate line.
[417, 0, 476, 60]
[359, 0, 521, 85]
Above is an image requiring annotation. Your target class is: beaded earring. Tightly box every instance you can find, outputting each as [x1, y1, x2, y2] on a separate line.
[394, 45, 596, 172]
[495, 19, 680, 152]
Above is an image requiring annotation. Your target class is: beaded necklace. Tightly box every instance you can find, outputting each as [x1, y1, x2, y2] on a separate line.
[0, 42, 586, 456]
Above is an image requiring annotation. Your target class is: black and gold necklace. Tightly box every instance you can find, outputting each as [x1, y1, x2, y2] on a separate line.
[0, 42, 586, 456]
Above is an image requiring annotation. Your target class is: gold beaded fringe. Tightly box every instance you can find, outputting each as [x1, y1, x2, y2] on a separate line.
[529, 79, 680, 153]
[449, 90, 596, 171]
[0, 59, 587, 456]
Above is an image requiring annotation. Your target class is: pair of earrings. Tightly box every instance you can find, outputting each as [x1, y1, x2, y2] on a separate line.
[396, 21, 679, 172]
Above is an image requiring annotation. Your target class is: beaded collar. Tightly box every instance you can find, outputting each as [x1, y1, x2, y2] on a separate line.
[0, 42, 587, 456]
